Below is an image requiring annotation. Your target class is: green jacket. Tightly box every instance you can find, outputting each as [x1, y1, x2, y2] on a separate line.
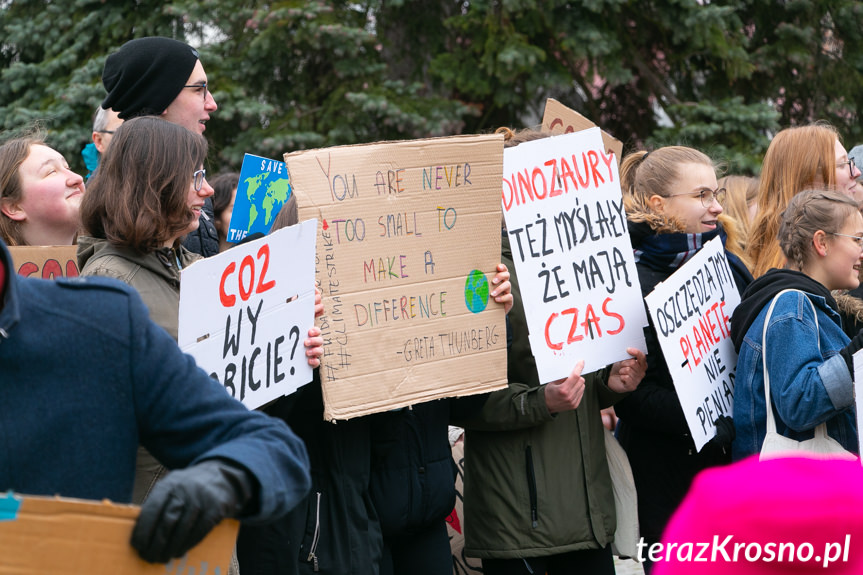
[77, 236, 204, 504]
[77, 236, 201, 341]
[461, 233, 625, 559]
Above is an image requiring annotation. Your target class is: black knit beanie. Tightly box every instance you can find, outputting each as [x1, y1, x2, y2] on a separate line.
[102, 37, 200, 120]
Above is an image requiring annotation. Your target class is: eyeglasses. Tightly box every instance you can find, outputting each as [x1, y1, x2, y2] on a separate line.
[665, 187, 727, 208]
[828, 232, 863, 247]
[184, 82, 209, 102]
[193, 169, 206, 192]
[96, 130, 115, 135]
[837, 158, 857, 179]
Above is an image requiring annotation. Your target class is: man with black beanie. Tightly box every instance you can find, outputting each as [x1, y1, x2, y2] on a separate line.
[101, 36, 220, 257]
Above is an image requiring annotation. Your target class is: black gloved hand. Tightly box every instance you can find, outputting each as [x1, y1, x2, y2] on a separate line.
[839, 329, 863, 380]
[708, 415, 736, 453]
[131, 459, 255, 563]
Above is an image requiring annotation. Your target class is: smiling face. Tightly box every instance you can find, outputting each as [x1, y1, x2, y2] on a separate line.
[161, 60, 218, 134]
[167, 167, 214, 246]
[652, 162, 722, 234]
[816, 210, 863, 291]
[0, 144, 84, 245]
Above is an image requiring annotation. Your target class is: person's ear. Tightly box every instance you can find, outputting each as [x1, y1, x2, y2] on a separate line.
[813, 230, 830, 257]
[0, 199, 26, 222]
[92, 132, 106, 154]
[648, 194, 666, 213]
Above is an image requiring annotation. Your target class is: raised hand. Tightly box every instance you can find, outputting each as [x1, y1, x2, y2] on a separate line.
[607, 347, 647, 394]
[544, 359, 586, 414]
[491, 263, 513, 314]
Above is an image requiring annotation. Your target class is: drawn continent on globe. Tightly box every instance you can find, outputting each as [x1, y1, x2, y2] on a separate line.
[263, 176, 291, 225]
[241, 171, 291, 232]
[244, 172, 269, 231]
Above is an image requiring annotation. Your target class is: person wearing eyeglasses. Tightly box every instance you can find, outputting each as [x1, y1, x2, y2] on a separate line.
[613, 146, 753, 574]
[101, 36, 221, 258]
[76, 117, 324, 515]
[747, 124, 862, 279]
[81, 106, 124, 181]
[730, 189, 862, 461]
[77, 117, 211, 344]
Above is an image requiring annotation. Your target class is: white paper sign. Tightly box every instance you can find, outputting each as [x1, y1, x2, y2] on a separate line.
[178, 220, 317, 410]
[643, 237, 741, 451]
[502, 128, 647, 381]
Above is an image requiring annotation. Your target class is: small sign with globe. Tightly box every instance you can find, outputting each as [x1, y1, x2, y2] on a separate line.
[227, 153, 293, 243]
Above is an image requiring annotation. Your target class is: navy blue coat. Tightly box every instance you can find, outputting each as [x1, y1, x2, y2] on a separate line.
[0, 240, 310, 522]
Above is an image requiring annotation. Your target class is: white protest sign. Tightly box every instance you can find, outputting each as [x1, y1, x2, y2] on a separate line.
[643, 237, 741, 451]
[502, 127, 647, 381]
[178, 221, 317, 410]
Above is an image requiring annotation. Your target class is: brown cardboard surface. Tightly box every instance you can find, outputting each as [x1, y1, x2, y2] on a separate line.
[285, 134, 508, 420]
[8, 245, 79, 279]
[542, 98, 624, 162]
[0, 494, 238, 574]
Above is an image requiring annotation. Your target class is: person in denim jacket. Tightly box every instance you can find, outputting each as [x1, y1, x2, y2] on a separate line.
[730, 190, 862, 460]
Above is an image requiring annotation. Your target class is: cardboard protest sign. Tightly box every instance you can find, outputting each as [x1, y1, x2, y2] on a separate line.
[227, 153, 292, 243]
[542, 98, 624, 162]
[9, 245, 79, 279]
[0, 493, 238, 574]
[643, 237, 741, 451]
[502, 128, 647, 381]
[178, 222, 317, 410]
[285, 134, 507, 421]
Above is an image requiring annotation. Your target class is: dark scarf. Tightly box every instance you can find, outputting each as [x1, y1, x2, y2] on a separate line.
[629, 220, 725, 273]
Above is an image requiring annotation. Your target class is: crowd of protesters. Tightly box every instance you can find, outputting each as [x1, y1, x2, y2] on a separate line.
[1, 35, 862, 575]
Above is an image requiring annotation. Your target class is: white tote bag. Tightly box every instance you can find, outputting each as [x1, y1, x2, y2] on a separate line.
[758, 290, 856, 461]
[604, 427, 640, 558]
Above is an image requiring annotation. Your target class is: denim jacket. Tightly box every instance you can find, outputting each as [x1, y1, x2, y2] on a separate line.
[732, 289, 858, 460]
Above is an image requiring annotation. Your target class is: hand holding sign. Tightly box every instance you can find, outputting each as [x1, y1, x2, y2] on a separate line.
[544, 359, 586, 413]
[607, 347, 648, 394]
[305, 325, 324, 369]
[491, 263, 513, 314]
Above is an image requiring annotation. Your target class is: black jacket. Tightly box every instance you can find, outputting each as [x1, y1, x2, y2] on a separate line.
[615, 223, 751, 540]
[237, 370, 382, 575]
[369, 396, 486, 539]
[181, 196, 220, 258]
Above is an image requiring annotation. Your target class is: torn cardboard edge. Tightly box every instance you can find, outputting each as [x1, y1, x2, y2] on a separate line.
[541, 98, 624, 162]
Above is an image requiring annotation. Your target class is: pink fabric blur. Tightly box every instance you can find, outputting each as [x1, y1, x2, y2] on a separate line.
[652, 454, 863, 574]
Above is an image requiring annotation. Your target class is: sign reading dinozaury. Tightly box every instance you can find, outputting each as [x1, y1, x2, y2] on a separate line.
[644, 237, 741, 451]
[285, 134, 508, 420]
[502, 128, 647, 382]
